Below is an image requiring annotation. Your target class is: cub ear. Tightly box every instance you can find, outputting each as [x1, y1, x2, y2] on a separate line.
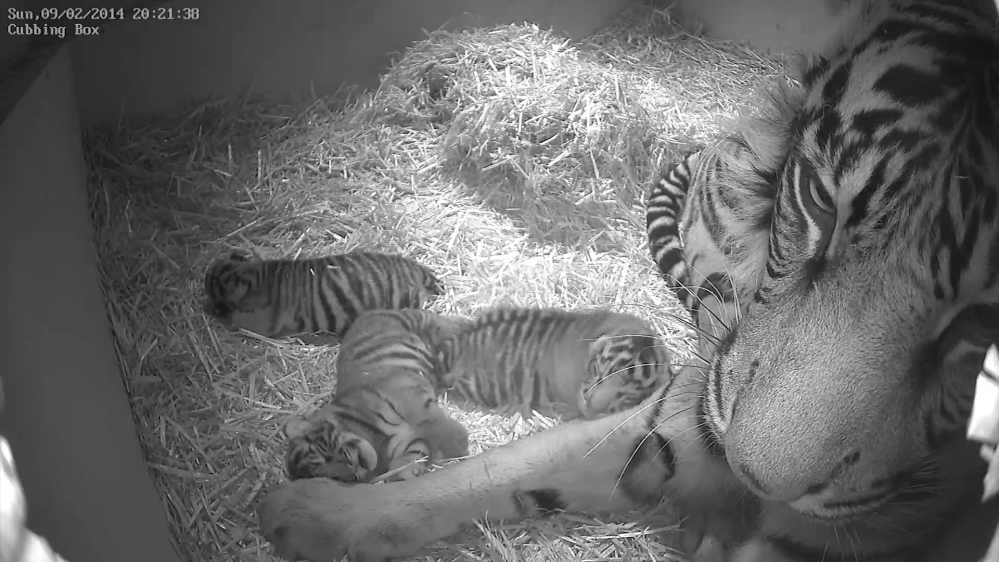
[586, 334, 615, 365]
[282, 416, 313, 439]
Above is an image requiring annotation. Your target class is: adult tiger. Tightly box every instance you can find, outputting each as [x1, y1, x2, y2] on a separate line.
[203, 250, 444, 338]
[257, 1, 999, 560]
[283, 309, 470, 483]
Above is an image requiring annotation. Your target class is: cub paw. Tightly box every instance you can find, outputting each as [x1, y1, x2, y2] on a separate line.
[432, 418, 470, 460]
[378, 457, 429, 483]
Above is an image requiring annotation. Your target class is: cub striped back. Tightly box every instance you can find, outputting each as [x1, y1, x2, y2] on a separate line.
[335, 309, 473, 390]
[283, 309, 469, 484]
[435, 307, 672, 419]
[203, 250, 444, 338]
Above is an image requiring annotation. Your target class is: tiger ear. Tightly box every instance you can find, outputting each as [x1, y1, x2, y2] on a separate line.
[282, 417, 312, 439]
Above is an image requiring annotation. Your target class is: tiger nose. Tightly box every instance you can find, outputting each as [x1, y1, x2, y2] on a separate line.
[735, 462, 828, 503]
[735, 462, 775, 498]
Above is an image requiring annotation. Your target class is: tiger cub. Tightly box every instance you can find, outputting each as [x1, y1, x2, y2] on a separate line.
[283, 309, 470, 484]
[435, 307, 672, 420]
[203, 250, 444, 338]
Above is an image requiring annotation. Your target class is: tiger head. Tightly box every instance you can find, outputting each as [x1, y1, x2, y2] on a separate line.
[701, 0, 999, 531]
[282, 408, 379, 483]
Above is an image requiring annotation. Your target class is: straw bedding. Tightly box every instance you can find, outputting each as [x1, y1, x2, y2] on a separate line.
[83, 3, 784, 561]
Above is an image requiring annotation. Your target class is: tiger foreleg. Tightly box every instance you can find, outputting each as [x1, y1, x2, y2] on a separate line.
[258, 403, 660, 562]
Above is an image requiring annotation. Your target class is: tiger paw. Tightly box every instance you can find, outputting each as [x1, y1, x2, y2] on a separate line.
[258, 478, 429, 562]
[679, 508, 757, 562]
[687, 535, 728, 562]
[681, 524, 792, 562]
[680, 512, 723, 562]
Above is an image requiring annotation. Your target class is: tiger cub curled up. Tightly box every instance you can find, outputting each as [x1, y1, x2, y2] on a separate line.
[203, 250, 444, 338]
[283, 309, 471, 483]
[435, 307, 673, 420]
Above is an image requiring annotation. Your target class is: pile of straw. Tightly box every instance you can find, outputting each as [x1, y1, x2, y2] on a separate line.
[84, 3, 783, 561]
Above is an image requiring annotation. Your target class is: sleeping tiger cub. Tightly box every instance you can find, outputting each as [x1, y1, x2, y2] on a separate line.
[283, 309, 470, 483]
[258, 1, 999, 560]
[203, 250, 444, 338]
[435, 307, 672, 420]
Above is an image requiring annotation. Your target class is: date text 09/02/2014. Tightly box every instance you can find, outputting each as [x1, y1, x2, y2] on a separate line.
[7, 7, 200, 21]
[5, 7, 201, 38]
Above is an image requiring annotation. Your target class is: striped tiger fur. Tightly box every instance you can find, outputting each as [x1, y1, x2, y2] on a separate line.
[203, 250, 444, 338]
[335, 309, 473, 388]
[283, 309, 470, 483]
[435, 307, 672, 420]
[646, 139, 771, 352]
[646, 139, 770, 314]
[258, 2, 999, 561]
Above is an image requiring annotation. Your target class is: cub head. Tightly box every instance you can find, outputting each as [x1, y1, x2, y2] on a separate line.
[702, 0, 999, 528]
[579, 333, 670, 418]
[203, 251, 278, 333]
[203, 251, 254, 319]
[282, 409, 379, 483]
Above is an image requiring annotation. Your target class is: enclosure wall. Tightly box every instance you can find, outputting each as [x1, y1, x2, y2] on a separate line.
[71, 0, 629, 127]
[0, 47, 181, 562]
[673, 0, 837, 54]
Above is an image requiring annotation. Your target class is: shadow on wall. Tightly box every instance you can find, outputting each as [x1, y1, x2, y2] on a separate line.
[671, 0, 839, 55]
[70, 0, 629, 127]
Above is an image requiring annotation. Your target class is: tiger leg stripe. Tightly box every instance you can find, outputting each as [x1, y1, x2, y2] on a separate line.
[620, 397, 677, 502]
[512, 489, 566, 517]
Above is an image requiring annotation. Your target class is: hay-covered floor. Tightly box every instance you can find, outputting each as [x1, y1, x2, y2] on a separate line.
[84, 3, 784, 561]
